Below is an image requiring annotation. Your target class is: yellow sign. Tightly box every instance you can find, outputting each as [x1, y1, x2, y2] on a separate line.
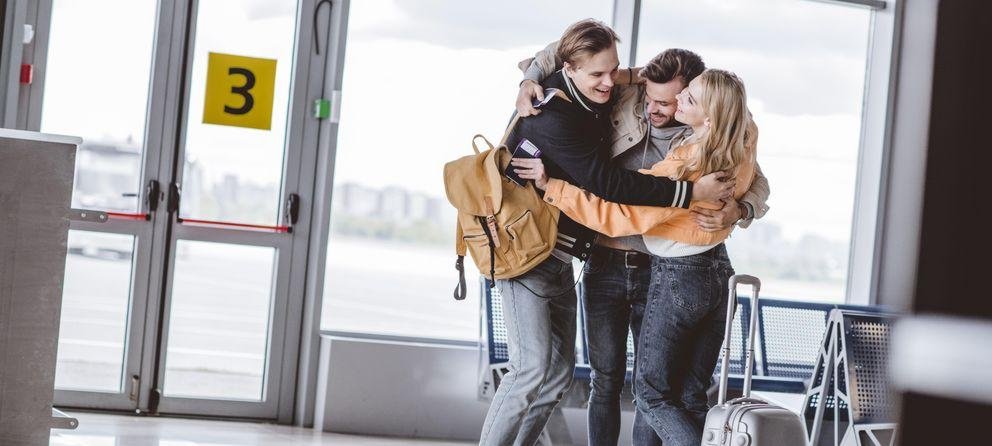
[203, 52, 277, 130]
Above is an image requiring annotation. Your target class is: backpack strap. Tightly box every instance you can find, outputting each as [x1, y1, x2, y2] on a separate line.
[478, 216, 496, 287]
[453, 224, 467, 300]
[498, 89, 571, 146]
[471, 134, 494, 154]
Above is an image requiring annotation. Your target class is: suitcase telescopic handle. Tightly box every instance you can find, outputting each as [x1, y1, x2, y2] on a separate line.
[729, 274, 760, 292]
[718, 274, 761, 405]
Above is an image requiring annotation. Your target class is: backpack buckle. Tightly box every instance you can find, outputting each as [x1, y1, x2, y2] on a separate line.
[484, 197, 500, 248]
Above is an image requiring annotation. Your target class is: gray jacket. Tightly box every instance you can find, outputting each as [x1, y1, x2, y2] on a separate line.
[519, 42, 770, 226]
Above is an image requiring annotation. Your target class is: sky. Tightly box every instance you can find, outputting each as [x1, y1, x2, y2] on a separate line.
[39, 0, 872, 244]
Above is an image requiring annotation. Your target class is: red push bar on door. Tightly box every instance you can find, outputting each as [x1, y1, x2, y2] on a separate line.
[177, 218, 292, 233]
[106, 212, 151, 221]
[69, 209, 148, 223]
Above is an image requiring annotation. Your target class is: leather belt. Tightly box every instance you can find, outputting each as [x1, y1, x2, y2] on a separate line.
[591, 245, 652, 268]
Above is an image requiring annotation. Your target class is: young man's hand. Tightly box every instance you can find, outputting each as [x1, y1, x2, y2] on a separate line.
[511, 157, 549, 190]
[693, 171, 736, 202]
[516, 79, 545, 117]
[693, 198, 741, 232]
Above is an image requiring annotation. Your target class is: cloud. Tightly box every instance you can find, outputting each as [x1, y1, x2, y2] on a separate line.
[242, 0, 296, 20]
[348, 0, 614, 50]
[634, 0, 872, 116]
[635, 0, 871, 59]
[346, 0, 872, 116]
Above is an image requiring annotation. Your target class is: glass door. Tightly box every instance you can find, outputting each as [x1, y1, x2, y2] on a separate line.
[42, 0, 161, 411]
[148, 0, 309, 418]
[27, 0, 335, 419]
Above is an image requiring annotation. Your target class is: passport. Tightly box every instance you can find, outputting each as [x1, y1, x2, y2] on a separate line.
[504, 138, 542, 187]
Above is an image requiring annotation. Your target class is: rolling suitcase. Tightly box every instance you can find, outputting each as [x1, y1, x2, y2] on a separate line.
[701, 274, 806, 446]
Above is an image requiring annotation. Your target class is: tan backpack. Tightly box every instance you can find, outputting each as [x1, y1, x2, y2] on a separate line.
[443, 94, 568, 300]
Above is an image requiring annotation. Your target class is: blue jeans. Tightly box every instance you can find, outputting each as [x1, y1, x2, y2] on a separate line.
[480, 256, 577, 446]
[581, 247, 662, 446]
[634, 244, 734, 446]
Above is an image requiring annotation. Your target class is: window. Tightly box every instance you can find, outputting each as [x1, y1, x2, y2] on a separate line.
[636, 0, 872, 302]
[320, 0, 613, 340]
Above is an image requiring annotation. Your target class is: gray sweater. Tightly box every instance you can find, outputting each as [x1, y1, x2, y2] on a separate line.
[597, 123, 692, 253]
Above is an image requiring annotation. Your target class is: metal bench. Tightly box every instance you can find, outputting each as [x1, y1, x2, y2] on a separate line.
[752, 299, 883, 393]
[479, 277, 886, 399]
[478, 278, 587, 398]
[802, 309, 897, 446]
[479, 277, 752, 397]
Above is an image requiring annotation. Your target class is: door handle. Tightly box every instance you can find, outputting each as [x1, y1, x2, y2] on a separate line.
[284, 193, 300, 226]
[145, 180, 161, 213]
[167, 183, 181, 214]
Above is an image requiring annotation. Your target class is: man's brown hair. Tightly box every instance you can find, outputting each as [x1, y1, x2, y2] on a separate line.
[640, 48, 706, 85]
[555, 19, 620, 65]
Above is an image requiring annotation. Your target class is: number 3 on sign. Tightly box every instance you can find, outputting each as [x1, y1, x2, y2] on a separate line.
[203, 52, 277, 130]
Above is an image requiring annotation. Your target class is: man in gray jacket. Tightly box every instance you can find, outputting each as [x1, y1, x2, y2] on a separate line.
[514, 44, 770, 445]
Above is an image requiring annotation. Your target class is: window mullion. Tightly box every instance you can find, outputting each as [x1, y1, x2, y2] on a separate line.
[612, 0, 640, 66]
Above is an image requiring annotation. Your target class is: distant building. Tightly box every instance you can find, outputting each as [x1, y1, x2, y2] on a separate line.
[378, 186, 407, 221]
[332, 182, 446, 226]
[426, 196, 446, 227]
[209, 173, 277, 220]
[334, 183, 379, 217]
[407, 192, 430, 221]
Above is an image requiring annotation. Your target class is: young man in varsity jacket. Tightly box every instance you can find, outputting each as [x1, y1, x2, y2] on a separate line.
[513, 46, 771, 446]
[477, 20, 735, 446]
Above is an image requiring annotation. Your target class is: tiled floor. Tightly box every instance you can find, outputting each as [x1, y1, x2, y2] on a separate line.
[51, 411, 475, 446]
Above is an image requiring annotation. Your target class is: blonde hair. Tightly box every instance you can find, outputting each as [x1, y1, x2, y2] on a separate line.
[673, 69, 757, 181]
[555, 19, 619, 65]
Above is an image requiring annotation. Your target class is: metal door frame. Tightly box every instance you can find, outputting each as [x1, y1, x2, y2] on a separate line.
[3, 0, 340, 421]
[138, 0, 329, 420]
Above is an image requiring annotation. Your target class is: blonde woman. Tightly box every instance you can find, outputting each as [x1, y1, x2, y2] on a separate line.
[516, 69, 758, 446]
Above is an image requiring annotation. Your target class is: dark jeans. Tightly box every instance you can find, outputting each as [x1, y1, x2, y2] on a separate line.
[633, 244, 734, 446]
[581, 247, 662, 446]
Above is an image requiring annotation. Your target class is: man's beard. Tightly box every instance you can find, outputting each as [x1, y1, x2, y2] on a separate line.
[650, 114, 672, 128]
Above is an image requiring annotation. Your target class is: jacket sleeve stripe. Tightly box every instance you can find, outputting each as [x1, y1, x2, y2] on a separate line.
[671, 181, 683, 207]
[673, 180, 689, 208]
